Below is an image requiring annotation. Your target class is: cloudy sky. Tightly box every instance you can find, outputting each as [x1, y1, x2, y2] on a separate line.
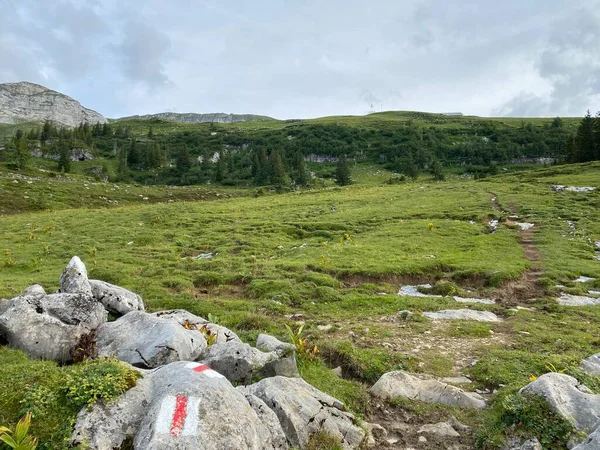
[1, 0, 599, 119]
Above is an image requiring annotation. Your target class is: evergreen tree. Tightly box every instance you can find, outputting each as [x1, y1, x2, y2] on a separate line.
[429, 158, 445, 181]
[565, 134, 577, 163]
[214, 151, 224, 182]
[292, 152, 310, 186]
[102, 123, 112, 136]
[551, 116, 563, 128]
[335, 155, 352, 186]
[117, 146, 128, 181]
[399, 153, 418, 179]
[9, 132, 30, 170]
[148, 127, 154, 139]
[128, 139, 141, 168]
[253, 148, 269, 185]
[594, 111, 600, 160]
[269, 149, 289, 187]
[176, 146, 192, 175]
[40, 120, 53, 142]
[57, 138, 71, 173]
[575, 110, 595, 162]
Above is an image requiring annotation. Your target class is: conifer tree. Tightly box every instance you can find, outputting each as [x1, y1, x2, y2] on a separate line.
[269, 149, 289, 187]
[57, 138, 71, 173]
[335, 155, 351, 186]
[575, 110, 595, 162]
[117, 146, 128, 181]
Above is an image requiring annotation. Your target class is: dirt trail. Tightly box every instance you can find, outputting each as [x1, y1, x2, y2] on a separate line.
[490, 192, 545, 305]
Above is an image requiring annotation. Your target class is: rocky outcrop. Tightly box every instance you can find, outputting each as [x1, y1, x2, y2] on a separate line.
[0, 81, 106, 127]
[370, 371, 487, 409]
[117, 112, 273, 124]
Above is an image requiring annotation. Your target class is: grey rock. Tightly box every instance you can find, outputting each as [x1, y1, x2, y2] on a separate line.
[558, 293, 600, 306]
[200, 341, 298, 384]
[96, 311, 207, 368]
[72, 361, 284, 450]
[503, 437, 542, 450]
[418, 422, 460, 438]
[581, 354, 600, 376]
[370, 371, 486, 409]
[333, 366, 343, 377]
[423, 309, 500, 322]
[244, 376, 365, 449]
[22, 284, 46, 296]
[0, 81, 106, 127]
[151, 309, 240, 344]
[256, 333, 295, 355]
[0, 298, 8, 315]
[0, 292, 107, 361]
[448, 416, 470, 433]
[573, 428, 600, 450]
[441, 376, 472, 384]
[239, 390, 289, 449]
[520, 373, 600, 432]
[89, 279, 144, 315]
[59, 256, 92, 296]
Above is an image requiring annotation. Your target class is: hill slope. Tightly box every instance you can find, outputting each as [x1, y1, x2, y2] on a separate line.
[116, 111, 274, 124]
[0, 81, 106, 127]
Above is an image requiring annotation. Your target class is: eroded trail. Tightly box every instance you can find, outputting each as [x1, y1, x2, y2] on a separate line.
[490, 192, 545, 305]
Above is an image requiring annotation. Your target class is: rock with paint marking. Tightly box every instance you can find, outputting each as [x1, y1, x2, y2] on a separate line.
[89, 279, 145, 315]
[96, 311, 207, 368]
[0, 292, 107, 361]
[370, 371, 486, 409]
[151, 309, 240, 344]
[244, 376, 365, 449]
[59, 256, 92, 295]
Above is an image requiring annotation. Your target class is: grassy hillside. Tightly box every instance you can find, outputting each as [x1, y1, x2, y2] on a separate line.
[2, 161, 600, 448]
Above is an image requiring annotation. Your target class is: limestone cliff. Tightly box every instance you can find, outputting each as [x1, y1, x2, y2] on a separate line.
[118, 112, 274, 124]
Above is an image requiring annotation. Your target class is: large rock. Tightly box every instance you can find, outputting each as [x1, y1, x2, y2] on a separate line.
[581, 354, 600, 376]
[96, 311, 207, 368]
[151, 309, 240, 344]
[72, 361, 286, 450]
[423, 309, 500, 322]
[256, 333, 296, 355]
[89, 279, 144, 315]
[59, 256, 92, 296]
[370, 371, 486, 409]
[243, 376, 365, 449]
[573, 428, 600, 450]
[0, 81, 106, 127]
[0, 292, 107, 361]
[199, 341, 298, 384]
[22, 284, 46, 296]
[503, 437, 542, 450]
[239, 391, 288, 449]
[520, 373, 600, 432]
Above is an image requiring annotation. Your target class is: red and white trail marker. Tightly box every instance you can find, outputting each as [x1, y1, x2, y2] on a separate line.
[185, 362, 225, 379]
[155, 395, 200, 438]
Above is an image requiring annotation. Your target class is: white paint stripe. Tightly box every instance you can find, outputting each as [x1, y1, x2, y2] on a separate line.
[202, 370, 225, 379]
[185, 362, 201, 369]
[155, 395, 176, 434]
[182, 397, 200, 436]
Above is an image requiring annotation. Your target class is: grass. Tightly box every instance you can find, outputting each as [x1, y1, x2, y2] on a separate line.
[2, 161, 600, 448]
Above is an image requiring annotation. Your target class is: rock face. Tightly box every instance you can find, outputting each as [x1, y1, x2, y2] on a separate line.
[243, 376, 365, 449]
[0, 82, 106, 127]
[117, 112, 273, 124]
[0, 292, 107, 361]
[89, 280, 144, 315]
[370, 371, 487, 409]
[520, 373, 600, 432]
[96, 311, 207, 368]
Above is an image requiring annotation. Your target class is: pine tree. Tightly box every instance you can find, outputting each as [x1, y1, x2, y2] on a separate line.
[269, 149, 289, 187]
[400, 153, 418, 179]
[57, 138, 71, 173]
[335, 155, 352, 186]
[594, 111, 600, 161]
[575, 110, 595, 162]
[253, 148, 269, 185]
[10, 133, 30, 170]
[117, 146, 128, 181]
[293, 152, 310, 186]
[148, 127, 154, 139]
[128, 139, 141, 168]
[214, 151, 224, 182]
[429, 158, 445, 181]
[565, 134, 577, 163]
[176, 146, 192, 175]
[40, 120, 53, 142]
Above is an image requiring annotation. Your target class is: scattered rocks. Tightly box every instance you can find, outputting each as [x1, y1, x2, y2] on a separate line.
[370, 371, 486, 409]
[551, 185, 596, 193]
[520, 373, 600, 432]
[423, 309, 500, 322]
[243, 376, 365, 449]
[96, 311, 207, 368]
[89, 280, 144, 315]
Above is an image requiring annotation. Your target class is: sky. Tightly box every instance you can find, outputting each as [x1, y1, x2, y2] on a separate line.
[1, 0, 599, 119]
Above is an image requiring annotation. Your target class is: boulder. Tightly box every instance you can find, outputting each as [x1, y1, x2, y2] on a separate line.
[580, 354, 600, 375]
[418, 422, 460, 438]
[0, 292, 107, 361]
[239, 391, 288, 449]
[22, 284, 46, 296]
[59, 256, 92, 295]
[243, 376, 365, 449]
[423, 309, 500, 322]
[573, 428, 600, 450]
[89, 279, 144, 315]
[256, 333, 295, 355]
[72, 361, 285, 450]
[370, 371, 486, 409]
[96, 311, 207, 368]
[151, 310, 240, 344]
[520, 373, 600, 432]
[199, 341, 298, 384]
[503, 437, 543, 450]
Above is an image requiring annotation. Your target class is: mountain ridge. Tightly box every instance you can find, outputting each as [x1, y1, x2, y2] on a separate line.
[116, 111, 275, 124]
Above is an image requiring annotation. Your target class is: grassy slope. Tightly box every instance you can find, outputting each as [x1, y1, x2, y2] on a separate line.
[2, 162, 600, 448]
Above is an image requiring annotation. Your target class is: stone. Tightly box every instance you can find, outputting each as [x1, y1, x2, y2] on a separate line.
[96, 311, 207, 368]
[581, 354, 600, 375]
[520, 373, 600, 432]
[59, 256, 92, 296]
[199, 341, 298, 384]
[370, 371, 486, 409]
[244, 376, 365, 449]
[441, 376, 472, 384]
[89, 279, 144, 315]
[238, 391, 288, 449]
[423, 309, 500, 322]
[0, 81, 107, 127]
[333, 366, 343, 377]
[573, 428, 600, 450]
[0, 292, 107, 361]
[558, 293, 600, 306]
[256, 333, 295, 355]
[418, 422, 460, 437]
[151, 309, 240, 344]
[72, 361, 284, 450]
[503, 437, 543, 450]
[21, 284, 46, 296]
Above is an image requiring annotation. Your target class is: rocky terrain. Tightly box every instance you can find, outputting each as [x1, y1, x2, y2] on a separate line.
[117, 111, 274, 123]
[0, 82, 106, 127]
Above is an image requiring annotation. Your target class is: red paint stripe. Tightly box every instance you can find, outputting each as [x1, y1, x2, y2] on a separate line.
[192, 364, 211, 373]
[170, 395, 188, 438]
